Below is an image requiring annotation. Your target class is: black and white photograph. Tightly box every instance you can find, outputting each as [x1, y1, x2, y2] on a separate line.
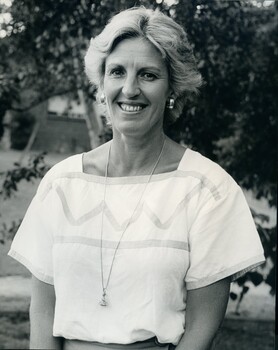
[0, 0, 276, 349]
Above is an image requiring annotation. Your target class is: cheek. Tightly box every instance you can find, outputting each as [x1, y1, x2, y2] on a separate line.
[103, 79, 117, 98]
[150, 82, 170, 99]
[149, 88, 169, 107]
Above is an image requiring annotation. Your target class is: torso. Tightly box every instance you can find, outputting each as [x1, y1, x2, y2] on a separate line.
[50, 149, 194, 344]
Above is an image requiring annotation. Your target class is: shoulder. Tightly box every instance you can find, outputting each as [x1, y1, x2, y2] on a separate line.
[37, 153, 83, 196]
[180, 149, 238, 197]
[37, 141, 111, 193]
[45, 153, 83, 179]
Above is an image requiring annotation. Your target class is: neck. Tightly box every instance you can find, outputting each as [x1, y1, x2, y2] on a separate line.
[108, 131, 166, 177]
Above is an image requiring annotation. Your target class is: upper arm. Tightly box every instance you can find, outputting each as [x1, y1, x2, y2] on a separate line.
[185, 277, 230, 329]
[30, 275, 56, 315]
[29, 276, 64, 349]
[177, 278, 230, 350]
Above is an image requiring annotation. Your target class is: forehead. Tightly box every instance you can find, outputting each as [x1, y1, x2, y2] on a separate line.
[106, 37, 167, 70]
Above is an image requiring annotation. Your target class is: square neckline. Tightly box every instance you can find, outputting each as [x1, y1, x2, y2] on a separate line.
[80, 147, 189, 184]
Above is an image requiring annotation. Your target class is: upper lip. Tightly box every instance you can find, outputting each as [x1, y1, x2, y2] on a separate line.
[117, 101, 147, 107]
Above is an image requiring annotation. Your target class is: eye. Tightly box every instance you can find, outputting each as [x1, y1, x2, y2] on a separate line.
[141, 72, 157, 81]
[109, 68, 124, 77]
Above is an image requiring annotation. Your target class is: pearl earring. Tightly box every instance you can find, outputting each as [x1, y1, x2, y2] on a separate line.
[166, 98, 175, 109]
[100, 93, 106, 105]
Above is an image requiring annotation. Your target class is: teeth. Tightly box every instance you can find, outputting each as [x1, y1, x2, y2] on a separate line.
[120, 103, 143, 112]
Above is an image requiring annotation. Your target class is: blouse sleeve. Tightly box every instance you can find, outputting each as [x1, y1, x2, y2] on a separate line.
[8, 175, 54, 285]
[185, 177, 265, 290]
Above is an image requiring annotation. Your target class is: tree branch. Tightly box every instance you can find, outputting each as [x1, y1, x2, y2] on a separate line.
[9, 88, 77, 112]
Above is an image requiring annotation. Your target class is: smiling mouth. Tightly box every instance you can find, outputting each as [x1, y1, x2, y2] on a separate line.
[118, 103, 146, 112]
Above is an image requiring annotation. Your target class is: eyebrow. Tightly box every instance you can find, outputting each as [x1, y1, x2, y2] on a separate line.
[106, 63, 163, 73]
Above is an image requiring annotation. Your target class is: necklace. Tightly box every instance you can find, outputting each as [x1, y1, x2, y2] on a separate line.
[99, 139, 166, 306]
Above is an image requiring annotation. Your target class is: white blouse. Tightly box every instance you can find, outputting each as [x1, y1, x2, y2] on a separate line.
[8, 148, 265, 345]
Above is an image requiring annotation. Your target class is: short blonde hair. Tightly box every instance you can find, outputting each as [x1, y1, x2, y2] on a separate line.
[84, 7, 202, 124]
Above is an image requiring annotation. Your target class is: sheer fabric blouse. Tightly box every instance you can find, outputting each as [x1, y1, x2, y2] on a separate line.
[8, 148, 265, 345]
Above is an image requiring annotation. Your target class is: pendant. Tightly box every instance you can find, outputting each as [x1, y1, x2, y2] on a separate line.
[99, 296, 107, 306]
[99, 290, 108, 306]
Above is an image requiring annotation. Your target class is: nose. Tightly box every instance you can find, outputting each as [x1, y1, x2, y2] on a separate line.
[122, 75, 140, 98]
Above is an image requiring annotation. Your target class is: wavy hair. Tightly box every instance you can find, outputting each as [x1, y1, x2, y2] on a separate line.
[84, 7, 202, 124]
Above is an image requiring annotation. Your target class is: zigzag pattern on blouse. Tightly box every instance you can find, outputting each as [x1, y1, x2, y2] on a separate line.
[54, 182, 205, 229]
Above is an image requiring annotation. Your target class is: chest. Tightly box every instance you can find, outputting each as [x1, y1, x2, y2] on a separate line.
[52, 176, 195, 243]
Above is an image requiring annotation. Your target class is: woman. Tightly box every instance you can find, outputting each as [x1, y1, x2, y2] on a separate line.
[9, 7, 265, 350]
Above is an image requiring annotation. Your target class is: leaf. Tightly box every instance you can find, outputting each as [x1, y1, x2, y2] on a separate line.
[265, 266, 275, 293]
[236, 275, 248, 286]
[230, 292, 237, 300]
[242, 286, 250, 295]
[248, 271, 264, 287]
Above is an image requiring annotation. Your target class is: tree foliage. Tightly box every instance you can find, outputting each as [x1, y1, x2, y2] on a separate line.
[0, 0, 162, 111]
[0, 152, 49, 199]
[10, 112, 35, 150]
[0, 153, 49, 243]
[168, 0, 277, 207]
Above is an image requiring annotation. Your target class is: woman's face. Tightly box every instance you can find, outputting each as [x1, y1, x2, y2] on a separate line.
[103, 37, 171, 138]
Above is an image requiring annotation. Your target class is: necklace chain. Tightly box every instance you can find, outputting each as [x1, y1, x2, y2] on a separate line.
[99, 139, 166, 306]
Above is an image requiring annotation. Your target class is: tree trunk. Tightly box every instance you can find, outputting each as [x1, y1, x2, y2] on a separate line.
[81, 90, 104, 150]
[18, 120, 41, 165]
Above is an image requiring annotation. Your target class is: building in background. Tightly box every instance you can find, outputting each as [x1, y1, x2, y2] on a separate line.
[32, 94, 91, 154]
[1, 92, 105, 154]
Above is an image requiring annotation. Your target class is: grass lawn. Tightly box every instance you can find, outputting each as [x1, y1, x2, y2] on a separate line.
[0, 312, 29, 349]
[215, 319, 274, 350]
[0, 313, 274, 350]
